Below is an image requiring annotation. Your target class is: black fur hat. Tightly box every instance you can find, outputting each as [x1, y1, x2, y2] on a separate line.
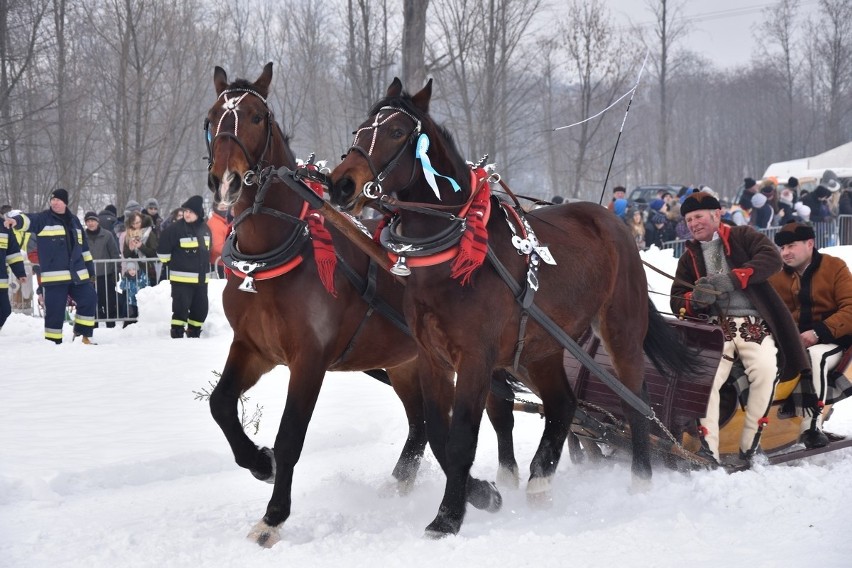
[774, 222, 815, 246]
[680, 192, 721, 215]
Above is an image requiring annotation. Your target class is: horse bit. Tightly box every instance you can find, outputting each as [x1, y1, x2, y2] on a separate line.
[343, 106, 422, 199]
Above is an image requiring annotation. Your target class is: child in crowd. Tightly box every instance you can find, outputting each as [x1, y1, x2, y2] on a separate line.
[119, 261, 148, 327]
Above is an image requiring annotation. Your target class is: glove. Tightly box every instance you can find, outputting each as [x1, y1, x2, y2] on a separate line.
[691, 277, 718, 305]
[706, 272, 735, 293]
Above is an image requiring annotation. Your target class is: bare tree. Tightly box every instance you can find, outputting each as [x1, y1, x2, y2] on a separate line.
[808, 0, 852, 149]
[0, 0, 50, 208]
[560, 0, 637, 199]
[758, 0, 802, 156]
[343, 0, 396, 119]
[644, 0, 688, 182]
[402, 0, 430, 87]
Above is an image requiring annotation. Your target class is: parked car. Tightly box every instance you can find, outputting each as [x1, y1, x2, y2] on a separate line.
[627, 184, 684, 210]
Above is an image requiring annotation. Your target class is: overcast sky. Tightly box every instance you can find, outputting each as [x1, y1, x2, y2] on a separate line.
[607, 0, 821, 68]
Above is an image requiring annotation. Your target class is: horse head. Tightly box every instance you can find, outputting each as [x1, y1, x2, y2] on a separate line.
[330, 78, 468, 215]
[205, 62, 295, 208]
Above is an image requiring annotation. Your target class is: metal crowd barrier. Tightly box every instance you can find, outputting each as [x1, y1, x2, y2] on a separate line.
[661, 215, 852, 253]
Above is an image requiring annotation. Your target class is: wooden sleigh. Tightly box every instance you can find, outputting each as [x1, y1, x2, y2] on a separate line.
[545, 316, 852, 471]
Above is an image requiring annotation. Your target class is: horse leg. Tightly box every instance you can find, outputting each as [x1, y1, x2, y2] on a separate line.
[209, 343, 276, 481]
[247, 359, 327, 548]
[423, 359, 495, 538]
[621, 382, 652, 488]
[386, 360, 428, 494]
[417, 356, 501, 526]
[525, 355, 577, 507]
[599, 314, 653, 486]
[486, 370, 519, 488]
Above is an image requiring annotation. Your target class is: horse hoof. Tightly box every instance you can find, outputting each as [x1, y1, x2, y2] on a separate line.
[250, 447, 276, 484]
[629, 475, 652, 495]
[247, 519, 281, 548]
[467, 479, 502, 513]
[378, 476, 415, 498]
[526, 476, 553, 509]
[423, 512, 460, 539]
[496, 464, 520, 489]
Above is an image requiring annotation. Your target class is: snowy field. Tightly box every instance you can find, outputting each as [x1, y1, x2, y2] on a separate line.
[2, 247, 851, 568]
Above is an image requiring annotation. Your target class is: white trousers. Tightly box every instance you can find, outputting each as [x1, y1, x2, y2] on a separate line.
[701, 317, 779, 461]
[799, 343, 843, 433]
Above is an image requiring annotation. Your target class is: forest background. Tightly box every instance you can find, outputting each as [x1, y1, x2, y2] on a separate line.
[1, 0, 850, 215]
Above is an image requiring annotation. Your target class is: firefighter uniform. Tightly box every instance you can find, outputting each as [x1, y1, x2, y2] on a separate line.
[6, 189, 97, 343]
[1, 224, 27, 329]
[157, 195, 211, 338]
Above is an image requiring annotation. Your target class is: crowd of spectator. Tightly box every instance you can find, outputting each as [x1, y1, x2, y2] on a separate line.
[2, 190, 231, 342]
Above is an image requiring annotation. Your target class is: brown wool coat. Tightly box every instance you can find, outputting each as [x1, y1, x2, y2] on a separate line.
[769, 250, 852, 348]
[670, 224, 809, 382]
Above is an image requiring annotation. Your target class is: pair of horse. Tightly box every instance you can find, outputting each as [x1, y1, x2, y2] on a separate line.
[206, 64, 511, 548]
[206, 64, 695, 544]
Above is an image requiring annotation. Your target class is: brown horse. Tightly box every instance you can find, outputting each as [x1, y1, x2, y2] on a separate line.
[205, 65, 511, 547]
[329, 78, 699, 537]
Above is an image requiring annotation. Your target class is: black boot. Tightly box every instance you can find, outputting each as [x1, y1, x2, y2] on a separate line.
[800, 423, 829, 449]
[170, 325, 185, 338]
[695, 437, 719, 468]
[185, 326, 202, 338]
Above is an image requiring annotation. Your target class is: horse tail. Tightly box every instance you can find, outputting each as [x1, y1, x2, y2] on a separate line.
[643, 301, 704, 378]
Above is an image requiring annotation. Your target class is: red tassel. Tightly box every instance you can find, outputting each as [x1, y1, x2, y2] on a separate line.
[307, 212, 337, 297]
[450, 172, 490, 286]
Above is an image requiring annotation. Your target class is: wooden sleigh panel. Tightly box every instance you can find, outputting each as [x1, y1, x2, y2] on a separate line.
[563, 318, 724, 437]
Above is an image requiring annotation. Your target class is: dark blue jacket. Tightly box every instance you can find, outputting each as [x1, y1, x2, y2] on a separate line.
[1, 225, 26, 288]
[8, 209, 94, 286]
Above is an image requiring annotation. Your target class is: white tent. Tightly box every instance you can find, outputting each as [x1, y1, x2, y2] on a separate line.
[763, 140, 852, 181]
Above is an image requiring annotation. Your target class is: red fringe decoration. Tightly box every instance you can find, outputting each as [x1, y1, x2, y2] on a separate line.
[450, 171, 491, 286]
[304, 176, 337, 297]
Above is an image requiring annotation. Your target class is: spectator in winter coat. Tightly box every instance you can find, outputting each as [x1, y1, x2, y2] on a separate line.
[143, 198, 163, 235]
[119, 261, 148, 327]
[750, 192, 773, 228]
[157, 195, 212, 338]
[644, 210, 667, 249]
[123, 211, 159, 284]
[607, 186, 626, 212]
[97, 205, 118, 238]
[3, 188, 97, 344]
[207, 201, 231, 278]
[776, 189, 796, 226]
[84, 211, 122, 327]
[0, 220, 27, 330]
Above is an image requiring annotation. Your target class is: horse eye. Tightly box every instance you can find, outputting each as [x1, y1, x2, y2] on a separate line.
[252, 114, 263, 124]
[391, 128, 405, 139]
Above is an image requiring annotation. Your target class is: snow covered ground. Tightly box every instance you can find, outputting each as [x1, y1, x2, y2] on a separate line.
[2, 247, 851, 568]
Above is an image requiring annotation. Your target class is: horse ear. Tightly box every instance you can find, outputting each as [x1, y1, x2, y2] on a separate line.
[214, 66, 228, 95]
[254, 62, 274, 97]
[410, 79, 433, 112]
[386, 77, 403, 98]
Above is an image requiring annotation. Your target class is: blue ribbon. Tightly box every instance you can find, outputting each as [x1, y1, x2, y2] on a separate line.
[415, 133, 460, 200]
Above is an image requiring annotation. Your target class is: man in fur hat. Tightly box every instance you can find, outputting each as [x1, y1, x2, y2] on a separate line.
[670, 192, 809, 466]
[769, 222, 852, 448]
